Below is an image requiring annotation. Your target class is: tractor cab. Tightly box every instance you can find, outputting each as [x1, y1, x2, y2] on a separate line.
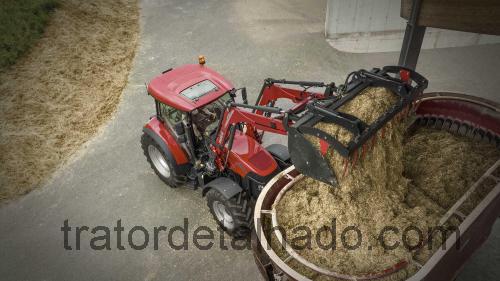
[147, 63, 233, 137]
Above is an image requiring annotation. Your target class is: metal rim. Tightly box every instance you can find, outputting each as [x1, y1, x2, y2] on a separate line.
[148, 144, 171, 178]
[254, 166, 316, 281]
[213, 201, 235, 230]
[419, 92, 500, 112]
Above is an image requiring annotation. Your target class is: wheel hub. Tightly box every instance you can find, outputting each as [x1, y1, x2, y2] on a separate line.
[213, 201, 234, 230]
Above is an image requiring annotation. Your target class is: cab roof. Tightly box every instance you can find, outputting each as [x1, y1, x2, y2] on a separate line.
[147, 64, 234, 112]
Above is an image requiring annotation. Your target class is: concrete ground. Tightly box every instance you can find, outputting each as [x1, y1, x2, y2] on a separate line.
[1, 0, 499, 280]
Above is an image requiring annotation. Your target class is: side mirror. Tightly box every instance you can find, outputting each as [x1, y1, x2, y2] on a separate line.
[241, 87, 248, 104]
[229, 89, 237, 99]
[173, 122, 185, 135]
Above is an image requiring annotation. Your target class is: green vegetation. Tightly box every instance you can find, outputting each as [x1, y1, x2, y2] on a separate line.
[0, 0, 58, 68]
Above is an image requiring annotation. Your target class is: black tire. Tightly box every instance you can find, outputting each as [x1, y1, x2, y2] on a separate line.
[141, 133, 185, 187]
[206, 189, 253, 238]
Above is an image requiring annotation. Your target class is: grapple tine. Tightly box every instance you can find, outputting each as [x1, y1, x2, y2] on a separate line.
[342, 158, 350, 178]
[361, 143, 368, 160]
[371, 135, 377, 149]
[351, 149, 358, 168]
[395, 105, 412, 122]
[403, 105, 410, 117]
[399, 110, 405, 121]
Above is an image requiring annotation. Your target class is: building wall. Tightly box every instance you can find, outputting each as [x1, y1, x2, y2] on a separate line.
[325, 0, 500, 53]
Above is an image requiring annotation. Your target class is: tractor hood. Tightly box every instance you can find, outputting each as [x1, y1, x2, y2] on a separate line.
[147, 64, 234, 112]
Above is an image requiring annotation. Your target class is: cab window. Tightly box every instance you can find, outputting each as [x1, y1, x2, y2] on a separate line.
[180, 80, 218, 100]
[158, 102, 183, 124]
[217, 92, 231, 104]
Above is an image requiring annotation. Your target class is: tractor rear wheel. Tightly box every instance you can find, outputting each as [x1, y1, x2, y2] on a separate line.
[206, 189, 253, 238]
[141, 133, 184, 187]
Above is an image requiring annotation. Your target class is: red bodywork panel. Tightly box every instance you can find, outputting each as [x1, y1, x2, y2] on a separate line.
[225, 131, 278, 178]
[144, 117, 189, 165]
[147, 64, 234, 111]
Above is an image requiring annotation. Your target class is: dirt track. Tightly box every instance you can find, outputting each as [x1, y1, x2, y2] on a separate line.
[0, 0, 138, 201]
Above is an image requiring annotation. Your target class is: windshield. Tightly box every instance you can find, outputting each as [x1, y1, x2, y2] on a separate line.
[202, 92, 230, 118]
[215, 92, 231, 105]
[191, 92, 231, 137]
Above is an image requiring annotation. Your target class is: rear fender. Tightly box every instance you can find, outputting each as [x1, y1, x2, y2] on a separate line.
[143, 117, 190, 174]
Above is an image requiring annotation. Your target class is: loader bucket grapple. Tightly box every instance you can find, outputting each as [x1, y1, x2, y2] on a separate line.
[284, 66, 428, 186]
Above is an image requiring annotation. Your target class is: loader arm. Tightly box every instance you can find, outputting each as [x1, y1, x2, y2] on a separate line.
[254, 79, 335, 116]
[216, 103, 288, 148]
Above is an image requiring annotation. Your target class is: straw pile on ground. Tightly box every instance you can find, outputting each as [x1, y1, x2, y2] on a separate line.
[0, 0, 138, 202]
[272, 87, 499, 280]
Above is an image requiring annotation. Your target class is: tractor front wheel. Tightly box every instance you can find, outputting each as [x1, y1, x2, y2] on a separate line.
[141, 133, 184, 187]
[206, 189, 253, 238]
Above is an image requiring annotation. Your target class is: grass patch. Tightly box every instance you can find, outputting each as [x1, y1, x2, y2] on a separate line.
[0, 0, 58, 68]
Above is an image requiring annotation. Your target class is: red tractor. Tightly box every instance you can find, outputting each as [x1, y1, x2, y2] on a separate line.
[141, 58, 333, 236]
[142, 57, 426, 237]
